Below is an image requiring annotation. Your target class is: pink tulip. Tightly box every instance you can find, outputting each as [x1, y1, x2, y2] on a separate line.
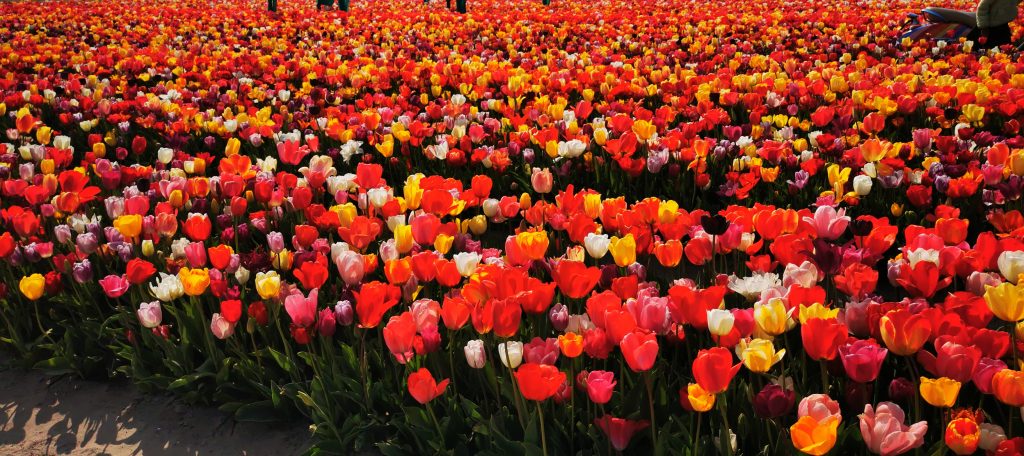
[531, 167, 553, 194]
[317, 308, 336, 338]
[210, 313, 235, 339]
[859, 402, 927, 455]
[798, 394, 842, 423]
[333, 249, 365, 286]
[839, 339, 888, 383]
[285, 288, 318, 328]
[184, 241, 207, 267]
[973, 357, 1008, 394]
[623, 294, 670, 334]
[137, 301, 162, 328]
[804, 205, 850, 240]
[98, 274, 130, 298]
[586, 370, 616, 404]
[523, 337, 560, 365]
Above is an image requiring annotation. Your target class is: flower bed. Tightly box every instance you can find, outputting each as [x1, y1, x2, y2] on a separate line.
[1, 0, 1023, 454]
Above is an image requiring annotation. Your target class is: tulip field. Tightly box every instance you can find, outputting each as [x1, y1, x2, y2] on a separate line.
[4, 0, 1024, 453]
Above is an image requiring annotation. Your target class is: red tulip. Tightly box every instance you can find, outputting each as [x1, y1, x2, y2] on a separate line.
[514, 363, 566, 402]
[181, 213, 212, 242]
[384, 312, 418, 364]
[801, 318, 848, 361]
[553, 260, 601, 299]
[220, 299, 242, 324]
[294, 260, 329, 290]
[619, 330, 659, 372]
[594, 416, 649, 452]
[879, 308, 932, 356]
[354, 281, 401, 328]
[124, 258, 157, 285]
[692, 347, 741, 394]
[917, 337, 981, 383]
[585, 370, 616, 404]
[407, 368, 448, 405]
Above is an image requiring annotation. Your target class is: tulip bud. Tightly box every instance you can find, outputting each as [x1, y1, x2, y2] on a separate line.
[141, 239, 155, 257]
[707, 309, 735, 337]
[334, 300, 354, 326]
[549, 303, 569, 332]
[979, 423, 1007, 451]
[852, 175, 872, 196]
[497, 341, 523, 368]
[137, 301, 162, 328]
[888, 377, 915, 403]
[464, 339, 486, 368]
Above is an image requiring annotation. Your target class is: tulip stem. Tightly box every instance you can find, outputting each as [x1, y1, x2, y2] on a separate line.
[691, 412, 701, 453]
[820, 361, 829, 393]
[644, 372, 659, 452]
[426, 402, 446, 449]
[717, 395, 733, 456]
[536, 403, 548, 456]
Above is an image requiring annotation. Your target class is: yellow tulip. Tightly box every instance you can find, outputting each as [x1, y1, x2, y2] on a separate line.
[225, 137, 241, 156]
[177, 268, 211, 297]
[255, 271, 281, 300]
[608, 234, 637, 267]
[113, 214, 143, 241]
[394, 225, 414, 254]
[790, 416, 840, 455]
[375, 134, 394, 158]
[919, 377, 961, 408]
[434, 233, 454, 255]
[36, 126, 52, 145]
[798, 303, 839, 325]
[19, 274, 45, 301]
[466, 215, 487, 236]
[686, 383, 715, 412]
[737, 338, 785, 373]
[984, 282, 1024, 322]
[754, 298, 793, 337]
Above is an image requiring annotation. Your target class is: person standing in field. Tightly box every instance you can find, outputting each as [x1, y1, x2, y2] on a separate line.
[973, 0, 1021, 47]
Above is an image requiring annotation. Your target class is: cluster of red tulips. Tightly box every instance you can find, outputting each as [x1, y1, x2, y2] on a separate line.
[2, 0, 1024, 454]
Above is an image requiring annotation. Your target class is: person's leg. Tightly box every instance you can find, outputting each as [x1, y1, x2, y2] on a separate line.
[988, 24, 1013, 47]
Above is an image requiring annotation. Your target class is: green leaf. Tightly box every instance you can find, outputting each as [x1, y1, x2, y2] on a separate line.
[234, 400, 285, 423]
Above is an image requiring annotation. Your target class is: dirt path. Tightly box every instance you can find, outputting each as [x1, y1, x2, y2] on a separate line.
[0, 366, 311, 455]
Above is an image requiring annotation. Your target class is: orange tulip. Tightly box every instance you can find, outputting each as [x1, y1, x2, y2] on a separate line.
[991, 369, 1024, 407]
[790, 416, 840, 455]
[653, 240, 683, 267]
[558, 332, 584, 358]
[515, 230, 549, 261]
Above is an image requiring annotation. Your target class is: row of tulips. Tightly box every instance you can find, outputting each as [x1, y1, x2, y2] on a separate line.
[2, 0, 1024, 454]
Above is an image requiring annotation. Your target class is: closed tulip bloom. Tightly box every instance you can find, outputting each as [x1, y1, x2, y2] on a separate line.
[753, 384, 795, 418]
[984, 282, 1024, 322]
[798, 394, 842, 423]
[620, 330, 659, 372]
[178, 267, 210, 297]
[998, 251, 1024, 284]
[210, 313, 234, 339]
[531, 167, 553, 194]
[584, 232, 610, 259]
[801, 318, 848, 361]
[407, 368, 449, 404]
[285, 288, 318, 328]
[737, 338, 785, 373]
[991, 369, 1024, 407]
[19, 274, 45, 301]
[838, 339, 888, 383]
[945, 412, 981, 455]
[692, 347, 741, 394]
[919, 377, 961, 408]
[514, 363, 566, 401]
[754, 298, 793, 337]
[464, 339, 486, 368]
[515, 231, 549, 261]
[558, 332, 584, 358]
[585, 370, 616, 404]
[979, 423, 1007, 452]
[707, 308, 735, 337]
[879, 308, 932, 356]
[453, 251, 481, 277]
[255, 271, 281, 300]
[498, 341, 524, 368]
[608, 234, 636, 267]
[523, 337, 560, 365]
[685, 382, 716, 412]
[859, 402, 927, 456]
[137, 301, 162, 328]
[790, 415, 840, 455]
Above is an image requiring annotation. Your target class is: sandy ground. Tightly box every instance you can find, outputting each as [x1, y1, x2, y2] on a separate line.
[0, 366, 311, 455]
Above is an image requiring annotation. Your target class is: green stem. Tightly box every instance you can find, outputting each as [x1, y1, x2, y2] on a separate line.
[644, 371, 659, 452]
[537, 402, 548, 456]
